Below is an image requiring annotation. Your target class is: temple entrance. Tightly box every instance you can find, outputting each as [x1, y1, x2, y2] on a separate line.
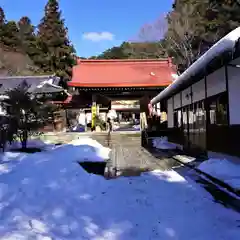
[112, 111, 140, 131]
[121, 112, 132, 123]
[117, 112, 140, 123]
[66, 59, 174, 132]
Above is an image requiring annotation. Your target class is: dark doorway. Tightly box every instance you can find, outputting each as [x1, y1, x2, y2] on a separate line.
[182, 101, 207, 156]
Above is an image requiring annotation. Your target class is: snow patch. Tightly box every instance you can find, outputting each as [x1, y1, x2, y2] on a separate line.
[152, 137, 178, 150]
[7, 139, 56, 151]
[70, 137, 111, 161]
[198, 158, 240, 190]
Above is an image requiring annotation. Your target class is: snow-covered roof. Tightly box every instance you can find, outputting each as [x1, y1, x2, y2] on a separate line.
[32, 82, 64, 94]
[151, 27, 240, 105]
[0, 75, 61, 95]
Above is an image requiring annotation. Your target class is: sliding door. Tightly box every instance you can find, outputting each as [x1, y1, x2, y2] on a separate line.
[182, 106, 189, 149]
[189, 101, 207, 153]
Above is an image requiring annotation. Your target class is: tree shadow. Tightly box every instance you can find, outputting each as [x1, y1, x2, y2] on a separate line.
[0, 142, 239, 239]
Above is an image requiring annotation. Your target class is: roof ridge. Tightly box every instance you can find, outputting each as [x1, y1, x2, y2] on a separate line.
[77, 58, 170, 63]
[0, 75, 56, 80]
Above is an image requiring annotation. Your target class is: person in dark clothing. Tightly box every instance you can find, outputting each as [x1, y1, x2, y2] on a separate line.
[107, 117, 112, 132]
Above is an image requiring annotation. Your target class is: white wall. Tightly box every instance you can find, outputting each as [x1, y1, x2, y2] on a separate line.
[181, 87, 191, 106]
[167, 65, 228, 128]
[227, 58, 240, 124]
[206, 67, 226, 97]
[173, 93, 181, 109]
[192, 78, 205, 103]
[167, 97, 174, 128]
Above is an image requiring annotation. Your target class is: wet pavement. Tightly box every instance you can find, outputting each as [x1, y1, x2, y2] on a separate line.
[93, 132, 183, 176]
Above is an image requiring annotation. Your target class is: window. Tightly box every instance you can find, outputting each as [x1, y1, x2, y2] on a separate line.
[208, 93, 228, 125]
[174, 109, 182, 128]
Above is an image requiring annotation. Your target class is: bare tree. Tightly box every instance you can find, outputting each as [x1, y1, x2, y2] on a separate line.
[165, 3, 222, 73]
[130, 15, 168, 59]
[134, 4, 221, 73]
[137, 15, 168, 42]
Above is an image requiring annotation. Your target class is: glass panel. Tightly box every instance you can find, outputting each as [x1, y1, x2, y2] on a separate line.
[182, 107, 189, 147]
[193, 102, 198, 146]
[174, 111, 178, 128]
[216, 94, 228, 125]
[177, 110, 182, 128]
[209, 101, 216, 124]
[198, 101, 206, 150]
[188, 105, 194, 147]
[208, 93, 228, 126]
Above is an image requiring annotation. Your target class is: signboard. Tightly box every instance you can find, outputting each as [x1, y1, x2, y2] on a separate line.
[111, 100, 140, 110]
[91, 104, 97, 128]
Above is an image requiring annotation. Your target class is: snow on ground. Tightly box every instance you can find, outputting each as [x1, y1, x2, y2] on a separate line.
[0, 139, 239, 240]
[6, 139, 57, 152]
[133, 124, 140, 130]
[153, 137, 178, 150]
[70, 138, 111, 162]
[198, 158, 240, 190]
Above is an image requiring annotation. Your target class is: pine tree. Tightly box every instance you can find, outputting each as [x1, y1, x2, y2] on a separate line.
[201, 0, 240, 39]
[0, 7, 6, 44]
[18, 16, 38, 57]
[0, 7, 19, 49]
[1, 21, 20, 49]
[164, 0, 240, 72]
[0, 7, 5, 26]
[37, 0, 76, 82]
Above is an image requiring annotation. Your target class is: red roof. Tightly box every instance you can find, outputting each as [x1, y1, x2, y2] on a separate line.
[68, 59, 175, 87]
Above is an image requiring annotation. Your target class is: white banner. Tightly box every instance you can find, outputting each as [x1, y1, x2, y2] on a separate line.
[112, 104, 140, 110]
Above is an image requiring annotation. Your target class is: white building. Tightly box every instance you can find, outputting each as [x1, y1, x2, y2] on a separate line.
[151, 27, 240, 158]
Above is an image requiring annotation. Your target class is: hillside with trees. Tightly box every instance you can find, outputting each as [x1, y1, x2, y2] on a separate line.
[92, 0, 240, 74]
[0, 0, 76, 83]
[90, 41, 167, 60]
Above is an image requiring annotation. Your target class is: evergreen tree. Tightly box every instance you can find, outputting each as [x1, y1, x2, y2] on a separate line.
[165, 0, 240, 73]
[18, 16, 38, 58]
[1, 21, 20, 49]
[37, 0, 76, 82]
[92, 41, 167, 60]
[5, 82, 58, 149]
[196, 0, 240, 42]
[0, 7, 5, 26]
[0, 7, 6, 44]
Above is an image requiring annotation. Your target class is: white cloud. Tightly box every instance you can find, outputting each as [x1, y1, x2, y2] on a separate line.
[82, 32, 115, 42]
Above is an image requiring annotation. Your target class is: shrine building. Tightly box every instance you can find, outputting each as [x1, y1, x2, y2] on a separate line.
[67, 59, 176, 130]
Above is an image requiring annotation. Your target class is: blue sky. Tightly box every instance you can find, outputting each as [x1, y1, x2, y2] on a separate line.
[0, 0, 173, 57]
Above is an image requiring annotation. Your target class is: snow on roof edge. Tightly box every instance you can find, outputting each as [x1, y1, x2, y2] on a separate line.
[151, 27, 240, 105]
[0, 75, 57, 80]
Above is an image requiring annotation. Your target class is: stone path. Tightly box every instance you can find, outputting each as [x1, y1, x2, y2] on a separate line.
[93, 132, 181, 177]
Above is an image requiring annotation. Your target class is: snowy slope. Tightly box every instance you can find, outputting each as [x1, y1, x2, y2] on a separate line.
[0, 139, 239, 240]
